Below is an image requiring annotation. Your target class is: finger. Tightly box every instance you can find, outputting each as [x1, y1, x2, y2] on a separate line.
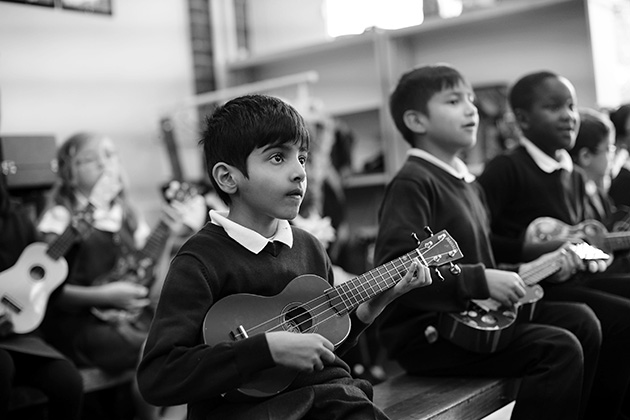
[587, 260, 599, 273]
[130, 298, 151, 309]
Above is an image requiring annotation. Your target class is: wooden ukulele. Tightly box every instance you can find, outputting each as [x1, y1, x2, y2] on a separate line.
[90, 180, 199, 324]
[0, 209, 94, 333]
[438, 243, 609, 353]
[203, 229, 463, 398]
[525, 216, 630, 255]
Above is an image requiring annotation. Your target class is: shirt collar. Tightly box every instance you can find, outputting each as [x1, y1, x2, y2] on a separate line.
[75, 192, 123, 232]
[407, 148, 476, 183]
[210, 210, 293, 254]
[520, 137, 573, 173]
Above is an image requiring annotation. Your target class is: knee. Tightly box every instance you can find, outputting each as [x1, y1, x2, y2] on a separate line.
[571, 303, 602, 348]
[547, 329, 585, 370]
[0, 350, 14, 392]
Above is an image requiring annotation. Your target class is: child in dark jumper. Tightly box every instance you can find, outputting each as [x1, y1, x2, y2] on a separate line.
[478, 70, 630, 419]
[374, 64, 607, 420]
[137, 94, 431, 420]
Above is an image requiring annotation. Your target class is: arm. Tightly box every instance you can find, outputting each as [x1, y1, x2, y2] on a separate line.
[375, 176, 491, 312]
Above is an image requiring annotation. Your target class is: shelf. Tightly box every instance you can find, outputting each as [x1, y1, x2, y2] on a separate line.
[329, 101, 382, 117]
[389, 0, 575, 40]
[226, 0, 575, 72]
[343, 172, 388, 189]
[227, 30, 377, 71]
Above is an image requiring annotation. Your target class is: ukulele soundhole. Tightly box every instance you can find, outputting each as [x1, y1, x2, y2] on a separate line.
[282, 305, 313, 333]
[29, 265, 45, 281]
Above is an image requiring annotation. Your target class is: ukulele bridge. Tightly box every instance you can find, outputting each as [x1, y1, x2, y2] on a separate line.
[230, 325, 249, 341]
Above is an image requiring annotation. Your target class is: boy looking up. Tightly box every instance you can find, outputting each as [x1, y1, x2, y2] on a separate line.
[478, 70, 630, 419]
[375, 64, 604, 420]
[137, 94, 431, 420]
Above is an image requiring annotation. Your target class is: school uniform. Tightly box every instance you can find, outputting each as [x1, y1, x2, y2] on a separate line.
[374, 149, 601, 420]
[38, 195, 151, 372]
[0, 199, 83, 419]
[138, 211, 389, 420]
[478, 140, 630, 419]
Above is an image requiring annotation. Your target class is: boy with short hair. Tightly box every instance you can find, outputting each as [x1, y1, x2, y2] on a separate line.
[137, 94, 431, 420]
[375, 64, 603, 420]
[477, 70, 630, 419]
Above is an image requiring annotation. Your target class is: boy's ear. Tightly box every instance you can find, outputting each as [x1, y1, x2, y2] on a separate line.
[212, 162, 239, 196]
[577, 148, 593, 167]
[402, 109, 428, 135]
[513, 109, 530, 132]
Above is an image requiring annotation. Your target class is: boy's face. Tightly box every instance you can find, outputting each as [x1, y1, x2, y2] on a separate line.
[517, 76, 579, 156]
[421, 81, 479, 153]
[233, 141, 308, 226]
[583, 135, 615, 182]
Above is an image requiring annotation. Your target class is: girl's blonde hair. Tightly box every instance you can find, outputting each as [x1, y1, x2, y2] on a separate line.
[45, 132, 139, 230]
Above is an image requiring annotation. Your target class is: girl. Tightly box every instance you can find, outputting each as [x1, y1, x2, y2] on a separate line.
[38, 132, 187, 420]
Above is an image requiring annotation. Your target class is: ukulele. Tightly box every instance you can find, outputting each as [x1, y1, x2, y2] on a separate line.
[203, 229, 463, 398]
[90, 180, 199, 324]
[525, 216, 630, 255]
[0, 208, 94, 333]
[438, 243, 609, 353]
[0, 171, 121, 334]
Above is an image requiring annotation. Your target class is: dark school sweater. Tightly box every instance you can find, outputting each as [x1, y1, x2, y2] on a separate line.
[477, 145, 594, 264]
[374, 155, 490, 359]
[137, 222, 372, 419]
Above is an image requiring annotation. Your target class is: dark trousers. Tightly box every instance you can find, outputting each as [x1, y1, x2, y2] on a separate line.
[396, 301, 599, 420]
[0, 349, 84, 420]
[544, 276, 630, 420]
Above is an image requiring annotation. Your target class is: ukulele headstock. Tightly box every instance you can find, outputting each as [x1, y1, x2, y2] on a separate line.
[570, 242, 610, 261]
[412, 228, 464, 279]
[162, 180, 198, 205]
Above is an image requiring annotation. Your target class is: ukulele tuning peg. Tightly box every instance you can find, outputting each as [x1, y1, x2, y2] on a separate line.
[433, 267, 445, 281]
[411, 232, 421, 246]
[424, 226, 434, 237]
[449, 263, 461, 276]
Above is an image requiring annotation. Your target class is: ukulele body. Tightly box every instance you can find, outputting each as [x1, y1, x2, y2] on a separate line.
[203, 274, 350, 398]
[0, 242, 68, 333]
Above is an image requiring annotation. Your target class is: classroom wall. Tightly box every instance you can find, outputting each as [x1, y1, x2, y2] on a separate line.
[0, 0, 196, 223]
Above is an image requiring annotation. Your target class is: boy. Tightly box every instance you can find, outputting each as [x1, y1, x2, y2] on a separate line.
[568, 108, 616, 225]
[477, 70, 630, 419]
[609, 103, 630, 208]
[137, 94, 431, 420]
[375, 64, 604, 420]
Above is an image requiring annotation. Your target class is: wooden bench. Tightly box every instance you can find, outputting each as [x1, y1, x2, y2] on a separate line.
[8, 367, 135, 419]
[373, 374, 519, 420]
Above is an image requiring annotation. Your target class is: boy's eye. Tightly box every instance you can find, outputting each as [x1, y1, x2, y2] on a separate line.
[299, 154, 308, 165]
[270, 154, 284, 163]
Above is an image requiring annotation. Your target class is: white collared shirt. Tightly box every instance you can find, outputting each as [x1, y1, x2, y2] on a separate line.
[38, 193, 150, 248]
[210, 210, 293, 254]
[520, 137, 573, 173]
[407, 148, 476, 183]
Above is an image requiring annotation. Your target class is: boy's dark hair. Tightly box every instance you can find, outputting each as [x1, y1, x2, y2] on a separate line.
[569, 108, 613, 161]
[389, 64, 468, 145]
[508, 70, 558, 113]
[609, 104, 630, 144]
[200, 94, 310, 205]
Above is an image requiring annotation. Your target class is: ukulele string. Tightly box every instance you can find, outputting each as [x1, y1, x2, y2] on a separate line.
[283, 244, 456, 334]
[254, 246, 454, 337]
[239, 241, 438, 336]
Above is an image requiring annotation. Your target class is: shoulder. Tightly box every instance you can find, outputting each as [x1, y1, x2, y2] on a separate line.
[178, 223, 230, 255]
[291, 225, 328, 257]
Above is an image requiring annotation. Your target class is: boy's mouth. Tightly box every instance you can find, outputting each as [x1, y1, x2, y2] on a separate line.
[287, 188, 303, 198]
